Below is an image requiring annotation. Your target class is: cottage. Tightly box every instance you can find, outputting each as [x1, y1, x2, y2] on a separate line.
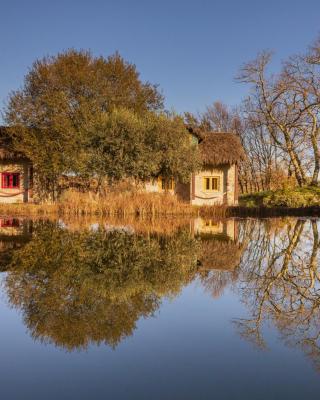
[0, 125, 244, 205]
[146, 130, 245, 206]
[0, 127, 33, 203]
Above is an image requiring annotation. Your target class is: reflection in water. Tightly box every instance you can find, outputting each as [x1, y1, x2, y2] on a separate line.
[235, 218, 320, 371]
[1, 216, 320, 374]
[4, 221, 200, 350]
[0, 218, 33, 271]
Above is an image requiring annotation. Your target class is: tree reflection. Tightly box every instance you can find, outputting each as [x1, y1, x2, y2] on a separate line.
[235, 218, 320, 369]
[8, 215, 320, 369]
[5, 222, 199, 350]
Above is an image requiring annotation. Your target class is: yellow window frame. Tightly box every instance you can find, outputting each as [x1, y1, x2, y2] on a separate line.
[203, 176, 220, 192]
[158, 176, 175, 191]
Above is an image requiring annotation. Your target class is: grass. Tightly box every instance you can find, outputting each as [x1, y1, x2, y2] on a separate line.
[2, 187, 320, 219]
[0, 190, 229, 218]
[239, 186, 320, 208]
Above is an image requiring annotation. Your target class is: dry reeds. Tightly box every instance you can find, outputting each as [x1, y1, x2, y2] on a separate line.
[0, 202, 58, 217]
[58, 190, 196, 216]
[0, 190, 233, 218]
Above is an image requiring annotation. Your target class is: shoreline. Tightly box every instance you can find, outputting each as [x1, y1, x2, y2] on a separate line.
[1, 203, 320, 218]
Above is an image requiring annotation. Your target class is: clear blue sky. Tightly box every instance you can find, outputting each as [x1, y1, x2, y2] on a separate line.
[1, 0, 320, 119]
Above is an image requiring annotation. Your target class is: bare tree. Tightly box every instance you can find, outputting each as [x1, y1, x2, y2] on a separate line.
[237, 51, 308, 186]
[281, 46, 320, 185]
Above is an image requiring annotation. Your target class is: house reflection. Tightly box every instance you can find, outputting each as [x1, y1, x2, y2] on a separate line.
[2, 215, 320, 374]
[194, 218, 243, 298]
[192, 217, 238, 241]
[0, 217, 33, 271]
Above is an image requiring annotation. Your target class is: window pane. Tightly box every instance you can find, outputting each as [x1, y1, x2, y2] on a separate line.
[212, 178, 218, 191]
[205, 178, 210, 190]
[168, 178, 174, 190]
[4, 175, 10, 187]
[161, 178, 165, 190]
[2, 173, 20, 188]
[13, 174, 19, 187]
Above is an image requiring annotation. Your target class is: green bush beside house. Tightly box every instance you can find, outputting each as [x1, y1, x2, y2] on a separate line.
[240, 186, 320, 208]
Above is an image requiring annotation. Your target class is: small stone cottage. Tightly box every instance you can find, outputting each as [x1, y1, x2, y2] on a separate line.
[0, 126, 244, 205]
[146, 130, 245, 206]
[0, 127, 33, 203]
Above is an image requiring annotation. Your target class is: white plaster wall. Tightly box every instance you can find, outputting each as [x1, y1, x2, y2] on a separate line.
[191, 167, 225, 206]
[144, 179, 175, 195]
[144, 164, 237, 206]
[0, 163, 26, 203]
[144, 179, 160, 193]
[227, 164, 237, 205]
[192, 217, 237, 241]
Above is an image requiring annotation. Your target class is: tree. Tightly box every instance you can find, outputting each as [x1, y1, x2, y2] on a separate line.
[237, 52, 307, 186]
[85, 109, 200, 190]
[281, 48, 320, 185]
[201, 101, 242, 133]
[5, 221, 199, 350]
[237, 44, 320, 187]
[235, 218, 320, 370]
[4, 50, 163, 199]
[147, 112, 201, 183]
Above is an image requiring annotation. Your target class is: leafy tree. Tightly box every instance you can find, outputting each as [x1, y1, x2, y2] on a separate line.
[5, 221, 199, 350]
[4, 50, 163, 199]
[147, 112, 201, 183]
[86, 109, 200, 187]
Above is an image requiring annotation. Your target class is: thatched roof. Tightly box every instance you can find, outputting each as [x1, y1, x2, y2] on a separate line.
[198, 239, 242, 271]
[199, 132, 245, 166]
[0, 126, 27, 161]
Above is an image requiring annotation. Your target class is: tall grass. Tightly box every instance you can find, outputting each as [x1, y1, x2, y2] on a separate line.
[58, 190, 196, 216]
[0, 190, 232, 218]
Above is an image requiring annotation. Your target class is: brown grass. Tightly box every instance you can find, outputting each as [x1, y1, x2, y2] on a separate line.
[0, 190, 232, 218]
[58, 190, 196, 216]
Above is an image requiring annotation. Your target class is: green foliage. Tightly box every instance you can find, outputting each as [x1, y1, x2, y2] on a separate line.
[5, 50, 200, 197]
[240, 186, 320, 208]
[83, 108, 200, 184]
[86, 108, 154, 182]
[5, 221, 199, 350]
[146, 113, 201, 183]
[4, 50, 164, 198]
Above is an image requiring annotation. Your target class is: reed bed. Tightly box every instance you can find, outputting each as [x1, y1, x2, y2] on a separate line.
[0, 202, 58, 217]
[2, 192, 318, 219]
[58, 190, 198, 217]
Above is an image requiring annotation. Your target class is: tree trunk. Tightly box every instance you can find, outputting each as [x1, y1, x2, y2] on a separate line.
[311, 134, 320, 186]
[287, 145, 306, 186]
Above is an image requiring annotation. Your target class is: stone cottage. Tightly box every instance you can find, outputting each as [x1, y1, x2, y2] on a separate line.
[0, 125, 244, 205]
[0, 127, 33, 203]
[146, 130, 245, 206]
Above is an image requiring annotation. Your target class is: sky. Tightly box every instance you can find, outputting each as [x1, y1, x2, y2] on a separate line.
[1, 0, 320, 120]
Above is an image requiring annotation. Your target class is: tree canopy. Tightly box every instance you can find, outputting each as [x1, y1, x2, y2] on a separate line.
[4, 50, 199, 198]
[5, 222, 199, 350]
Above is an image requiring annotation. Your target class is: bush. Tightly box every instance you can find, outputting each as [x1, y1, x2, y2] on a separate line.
[240, 186, 320, 208]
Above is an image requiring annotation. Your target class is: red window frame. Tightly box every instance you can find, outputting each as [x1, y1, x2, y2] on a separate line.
[0, 218, 20, 228]
[2, 173, 20, 189]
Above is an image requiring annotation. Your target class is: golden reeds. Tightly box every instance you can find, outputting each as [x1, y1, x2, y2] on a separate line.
[0, 190, 233, 218]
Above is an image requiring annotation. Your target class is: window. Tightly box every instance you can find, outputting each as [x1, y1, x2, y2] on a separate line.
[2, 173, 20, 189]
[204, 220, 219, 228]
[158, 176, 175, 191]
[203, 176, 220, 192]
[0, 218, 20, 228]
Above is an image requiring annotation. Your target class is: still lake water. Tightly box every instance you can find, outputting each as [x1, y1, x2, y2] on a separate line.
[0, 216, 320, 399]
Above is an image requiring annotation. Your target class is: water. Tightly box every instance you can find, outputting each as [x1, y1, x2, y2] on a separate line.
[0, 216, 320, 399]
